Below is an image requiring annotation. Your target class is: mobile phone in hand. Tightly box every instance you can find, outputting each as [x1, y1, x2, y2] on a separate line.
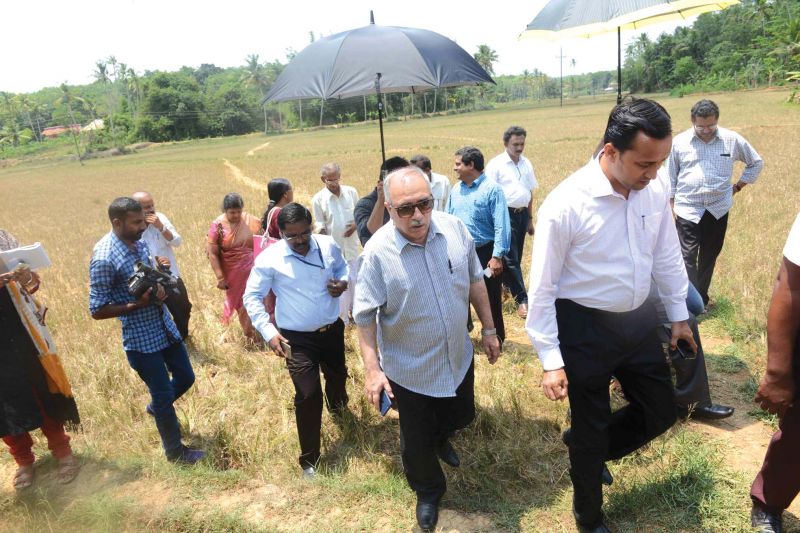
[379, 390, 392, 416]
[669, 339, 696, 360]
[279, 340, 292, 360]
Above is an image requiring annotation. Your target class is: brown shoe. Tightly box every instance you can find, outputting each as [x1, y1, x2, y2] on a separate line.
[13, 464, 34, 490]
[57, 455, 80, 485]
[517, 303, 528, 318]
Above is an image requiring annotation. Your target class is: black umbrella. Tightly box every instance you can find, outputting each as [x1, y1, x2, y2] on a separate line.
[263, 12, 494, 164]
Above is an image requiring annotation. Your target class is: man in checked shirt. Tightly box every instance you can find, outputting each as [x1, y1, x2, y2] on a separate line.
[667, 99, 764, 309]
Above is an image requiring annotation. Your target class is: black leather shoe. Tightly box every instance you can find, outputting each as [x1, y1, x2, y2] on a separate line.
[577, 521, 612, 533]
[437, 440, 460, 468]
[679, 404, 735, 420]
[416, 501, 439, 532]
[751, 504, 782, 533]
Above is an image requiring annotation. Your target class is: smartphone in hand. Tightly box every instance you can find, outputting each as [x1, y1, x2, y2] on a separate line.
[669, 339, 696, 361]
[280, 340, 292, 360]
[379, 390, 393, 416]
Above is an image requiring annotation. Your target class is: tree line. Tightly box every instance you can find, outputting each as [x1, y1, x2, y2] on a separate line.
[1, 0, 797, 157]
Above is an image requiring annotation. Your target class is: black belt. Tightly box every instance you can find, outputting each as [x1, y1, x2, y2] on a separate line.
[281, 320, 339, 336]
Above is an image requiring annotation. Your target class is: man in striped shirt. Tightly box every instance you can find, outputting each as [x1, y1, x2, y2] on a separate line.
[667, 99, 764, 308]
[354, 166, 500, 533]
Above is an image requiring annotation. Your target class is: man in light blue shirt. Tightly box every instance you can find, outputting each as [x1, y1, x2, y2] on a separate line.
[448, 146, 511, 344]
[243, 203, 349, 479]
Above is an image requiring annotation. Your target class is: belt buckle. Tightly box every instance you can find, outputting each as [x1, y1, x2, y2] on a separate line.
[317, 323, 331, 333]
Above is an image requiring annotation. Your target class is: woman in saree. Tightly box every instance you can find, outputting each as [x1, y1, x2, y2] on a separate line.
[260, 178, 294, 239]
[206, 193, 262, 341]
[0, 229, 81, 489]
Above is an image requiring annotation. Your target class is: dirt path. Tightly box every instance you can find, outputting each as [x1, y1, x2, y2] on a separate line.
[246, 141, 271, 157]
[222, 158, 266, 192]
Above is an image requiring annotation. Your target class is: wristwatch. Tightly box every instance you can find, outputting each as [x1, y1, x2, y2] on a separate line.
[481, 328, 497, 337]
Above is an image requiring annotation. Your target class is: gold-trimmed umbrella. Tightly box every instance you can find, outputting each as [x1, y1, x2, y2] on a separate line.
[520, 0, 741, 103]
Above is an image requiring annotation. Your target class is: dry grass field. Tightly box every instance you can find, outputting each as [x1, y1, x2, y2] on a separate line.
[0, 90, 798, 532]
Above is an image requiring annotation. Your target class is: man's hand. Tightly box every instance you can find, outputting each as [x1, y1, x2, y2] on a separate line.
[542, 368, 568, 401]
[344, 221, 357, 238]
[527, 220, 535, 236]
[488, 257, 504, 277]
[755, 372, 795, 417]
[146, 213, 164, 231]
[216, 277, 228, 290]
[376, 180, 385, 202]
[482, 334, 501, 364]
[670, 320, 697, 354]
[268, 333, 290, 358]
[0, 271, 15, 287]
[364, 368, 393, 410]
[327, 279, 348, 298]
[155, 256, 171, 269]
[154, 284, 168, 302]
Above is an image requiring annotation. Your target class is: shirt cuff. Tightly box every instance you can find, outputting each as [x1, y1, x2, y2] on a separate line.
[537, 346, 565, 371]
[664, 301, 689, 323]
[260, 323, 279, 343]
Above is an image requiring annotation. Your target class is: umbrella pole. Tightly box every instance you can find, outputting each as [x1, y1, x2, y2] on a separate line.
[617, 26, 622, 105]
[375, 73, 386, 167]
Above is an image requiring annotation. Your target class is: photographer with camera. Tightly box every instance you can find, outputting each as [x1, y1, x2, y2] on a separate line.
[89, 197, 204, 464]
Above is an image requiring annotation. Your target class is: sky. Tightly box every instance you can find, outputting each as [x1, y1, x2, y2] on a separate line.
[1, 0, 699, 94]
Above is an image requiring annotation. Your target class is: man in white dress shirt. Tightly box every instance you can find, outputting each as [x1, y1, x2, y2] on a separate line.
[526, 98, 697, 533]
[243, 203, 349, 479]
[485, 126, 538, 318]
[311, 162, 360, 322]
[667, 99, 763, 308]
[410, 154, 452, 212]
[132, 191, 192, 339]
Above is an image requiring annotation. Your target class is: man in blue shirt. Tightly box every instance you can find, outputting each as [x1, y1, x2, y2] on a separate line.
[448, 146, 511, 344]
[243, 203, 350, 479]
[89, 197, 204, 464]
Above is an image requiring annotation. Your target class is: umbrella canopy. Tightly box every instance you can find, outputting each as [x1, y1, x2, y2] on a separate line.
[519, 0, 740, 103]
[264, 20, 494, 103]
[264, 14, 494, 164]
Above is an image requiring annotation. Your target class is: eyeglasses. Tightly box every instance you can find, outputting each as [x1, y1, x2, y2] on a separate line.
[282, 230, 312, 242]
[694, 124, 718, 133]
[324, 177, 341, 183]
[391, 197, 435, 218]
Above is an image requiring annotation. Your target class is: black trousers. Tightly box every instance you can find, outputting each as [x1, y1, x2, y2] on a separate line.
[656, 318, 713, 409]
[557, 299, 677, 528]
[389, 363, 475, 504]
[676, 212, 729, 305]
[502, 207, 530, 305]
[476, 243, 505, 343]
[280, 319, 348, 469]
[165, 277, 192, 340]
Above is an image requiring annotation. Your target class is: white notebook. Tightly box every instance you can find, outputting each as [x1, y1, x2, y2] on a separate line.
[0, 242, 52, 272]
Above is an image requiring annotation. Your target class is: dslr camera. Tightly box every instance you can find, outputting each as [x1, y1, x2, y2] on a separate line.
[128, 261, 179, 302]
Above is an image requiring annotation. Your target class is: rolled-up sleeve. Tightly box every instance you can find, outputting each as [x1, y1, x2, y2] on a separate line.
[243, 259, 278, 342]
[525, 200, 570, 371]
[353, 250, 385, 326]
[735, 134, 764, 184]
[651, 193, 689, 323]
[89, 258, 115, 314]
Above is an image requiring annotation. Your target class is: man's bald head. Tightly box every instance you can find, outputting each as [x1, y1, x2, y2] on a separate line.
[131, 191, 156, 216]
[383, 166, 430, 205]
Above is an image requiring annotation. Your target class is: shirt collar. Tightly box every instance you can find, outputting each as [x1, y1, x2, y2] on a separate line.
[501, 150, 525, 166]
[460, 173, 486, 189]
[586, 153, 617, 199]
[110, 231, 142, 256]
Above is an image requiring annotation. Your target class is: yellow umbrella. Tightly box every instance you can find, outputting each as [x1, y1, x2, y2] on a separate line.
[520, 0, 741, 103]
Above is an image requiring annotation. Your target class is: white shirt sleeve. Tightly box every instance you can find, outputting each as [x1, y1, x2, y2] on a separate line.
[525, 197, 571, 370]
[243, 257, 278, 342]
[651, 186, 689, 322]
[159, 214, 182, 247]
[783, 214, 800, 266]
[311, 192, 327, 233]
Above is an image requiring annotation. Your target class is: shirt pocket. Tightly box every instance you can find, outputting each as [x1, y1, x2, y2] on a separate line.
[640, 212, 663, 251]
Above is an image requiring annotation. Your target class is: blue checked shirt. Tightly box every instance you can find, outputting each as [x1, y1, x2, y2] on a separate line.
[667, 126, 763, 223]
[89, 232, 181, 353]
[447, 173, 511, 258]
[354, 212, 484, 397]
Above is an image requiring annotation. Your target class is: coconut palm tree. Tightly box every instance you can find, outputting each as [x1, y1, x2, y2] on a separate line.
[56, 83, 84, 164]
[242, 54, 270, 134]
[473, 44, 499, 76]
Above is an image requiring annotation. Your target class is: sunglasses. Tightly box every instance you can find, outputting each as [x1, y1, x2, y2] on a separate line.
[392, 197, 435, 218]
[282, 229, 312, 242]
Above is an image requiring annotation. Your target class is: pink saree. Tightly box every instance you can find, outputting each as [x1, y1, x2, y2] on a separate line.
[207, 213, 261, 324]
